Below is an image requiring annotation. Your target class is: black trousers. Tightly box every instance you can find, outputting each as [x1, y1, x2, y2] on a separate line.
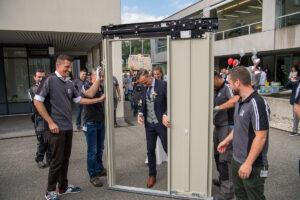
[47, 130, 73, 191]
[145, 123, 167, 177]
[35, 131, 51, 163]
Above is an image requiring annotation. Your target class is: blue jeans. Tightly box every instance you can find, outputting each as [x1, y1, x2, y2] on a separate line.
[83, 121, 105, 178]
[76, 104, 83, 127]
[128, 90, 134, 109]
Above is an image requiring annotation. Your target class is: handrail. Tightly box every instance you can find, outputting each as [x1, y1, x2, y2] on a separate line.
[215, 21, 262, 40]
[277, 11, 300, 19]
[215, 21, 262, 34]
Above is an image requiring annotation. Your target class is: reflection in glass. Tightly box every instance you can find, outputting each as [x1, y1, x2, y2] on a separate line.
[4, 59, 29, 102]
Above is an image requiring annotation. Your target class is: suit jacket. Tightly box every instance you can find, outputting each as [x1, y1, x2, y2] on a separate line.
[140, 79, 167, 127]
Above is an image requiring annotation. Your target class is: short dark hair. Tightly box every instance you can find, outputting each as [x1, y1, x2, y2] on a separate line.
[56, 54, 73, 64]
[34, 68, 45, 76]
[214, 70, 220, 78]
[229, 66, 251, 86]
[136, 69, 149, 81]
[80, 68, 88, 73]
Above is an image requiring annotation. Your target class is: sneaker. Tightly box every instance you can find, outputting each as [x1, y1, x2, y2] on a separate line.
[289, 132, 298, 136]
[212, 178, 221, 187]
[58, 185, 81, 195]
[98, 168, 107, 177]
[45, 191, 59, 200]
[37, 161, 46, 168]
[90, 177, 103, 187]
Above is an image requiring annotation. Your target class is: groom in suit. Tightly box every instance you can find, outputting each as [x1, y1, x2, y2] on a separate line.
[137, 69, 170, 188]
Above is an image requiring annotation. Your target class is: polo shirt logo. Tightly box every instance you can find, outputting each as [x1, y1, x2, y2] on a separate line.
[218, 93, 221, 97]
[67, 89, 71, 94]
[240, 110, 245, 117]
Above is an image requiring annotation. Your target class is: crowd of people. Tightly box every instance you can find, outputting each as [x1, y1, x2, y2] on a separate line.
[27, 54, 299, 200]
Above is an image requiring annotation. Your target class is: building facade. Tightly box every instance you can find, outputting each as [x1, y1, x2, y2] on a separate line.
[0, 0, 121, 115]
[151, 0, 300, 85]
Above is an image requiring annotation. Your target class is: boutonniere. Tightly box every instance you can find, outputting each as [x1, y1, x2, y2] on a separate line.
[152, 91, 158, 100]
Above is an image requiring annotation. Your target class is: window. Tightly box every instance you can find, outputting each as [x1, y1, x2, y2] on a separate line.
[156, 39, 167, 53]
[4, 58, 29, 103]
[278, 0, 300, 28]
[215, 0, 263, 40]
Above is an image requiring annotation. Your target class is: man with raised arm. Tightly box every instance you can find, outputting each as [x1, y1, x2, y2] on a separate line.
[34, 55, 105, 200]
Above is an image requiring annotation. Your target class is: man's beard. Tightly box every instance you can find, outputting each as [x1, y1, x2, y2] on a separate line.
[233, 88, 240, 96]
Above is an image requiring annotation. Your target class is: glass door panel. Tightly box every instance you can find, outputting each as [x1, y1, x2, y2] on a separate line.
[28, 58, 51, 86]
[276, 55, 292, 86]
[4, 58, 29, 103]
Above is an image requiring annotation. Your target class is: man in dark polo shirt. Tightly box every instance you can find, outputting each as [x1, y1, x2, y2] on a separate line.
[72, 68, 88, 130]
[213, 71, 239, 200]
[34, 55, 105, 200]
[28, 69, 51, 168]
[218, 66, 270, 200]
[81, 67, 107, 187]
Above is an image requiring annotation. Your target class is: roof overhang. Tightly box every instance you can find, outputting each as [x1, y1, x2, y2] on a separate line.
[0, 30, 102, 53]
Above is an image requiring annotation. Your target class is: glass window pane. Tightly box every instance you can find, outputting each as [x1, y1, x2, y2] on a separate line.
[4, 59, 29, 103]
[216, 0, 262, 33]
[28, 58, 51, 86]
[3, 48, 27, 57]
[156, 39, 167, 53]
[280, 0, 300, 16]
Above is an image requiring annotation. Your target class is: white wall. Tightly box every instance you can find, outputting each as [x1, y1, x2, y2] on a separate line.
[275, 24, 300, 50]
[0, 0, 121, 33]
[215, 30, 275, 56]
[264, 96, 297, 132]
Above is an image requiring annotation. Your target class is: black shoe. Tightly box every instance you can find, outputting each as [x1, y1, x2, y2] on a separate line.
[289, 132, 298, 136]
[37, 161, 46, 168]
[212, 178, 221, 187]
[77, 126, 82, 131]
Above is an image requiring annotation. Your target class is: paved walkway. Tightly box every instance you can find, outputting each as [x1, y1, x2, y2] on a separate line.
[0, 102, 299, 200]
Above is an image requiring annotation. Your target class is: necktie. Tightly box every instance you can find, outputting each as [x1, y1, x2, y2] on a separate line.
[147, 86, 152, 99]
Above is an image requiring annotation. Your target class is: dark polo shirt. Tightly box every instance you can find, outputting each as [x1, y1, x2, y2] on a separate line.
[34, 71, 81, 131]
[81, 81, 105, 123]
[214, 81, 235, 126]
[233, 91, 270, 166]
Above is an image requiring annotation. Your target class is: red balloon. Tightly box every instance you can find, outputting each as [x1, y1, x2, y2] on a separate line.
[233, 60, 238, 67]
[228, 58, 233, 65]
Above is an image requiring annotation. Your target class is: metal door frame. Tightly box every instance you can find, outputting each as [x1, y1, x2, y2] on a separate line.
[103, 34, 214, 200]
